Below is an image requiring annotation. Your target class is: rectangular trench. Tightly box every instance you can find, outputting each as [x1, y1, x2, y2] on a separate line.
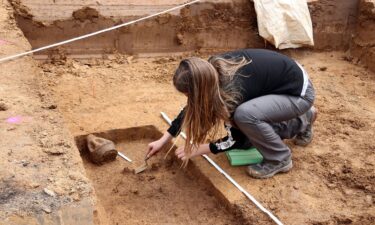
[75, 125, 246, 225]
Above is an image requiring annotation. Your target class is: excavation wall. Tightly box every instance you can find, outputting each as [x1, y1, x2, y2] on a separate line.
[9, 0, 360, 58]
[351, 0, 375, 73]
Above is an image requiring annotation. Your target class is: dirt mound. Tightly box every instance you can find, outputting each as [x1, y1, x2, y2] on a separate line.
[8, 0, 33, 19]
[72, 7, 100, 22]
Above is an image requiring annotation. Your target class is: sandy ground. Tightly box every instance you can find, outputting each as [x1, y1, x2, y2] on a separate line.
[1, 0, 374, 224]
[35, 50, 375, 224]
[0, 1, 96, 224]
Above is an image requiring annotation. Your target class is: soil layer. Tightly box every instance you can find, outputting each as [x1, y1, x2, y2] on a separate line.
[8, 0, 362, 58]
[351, 0, 375, 73]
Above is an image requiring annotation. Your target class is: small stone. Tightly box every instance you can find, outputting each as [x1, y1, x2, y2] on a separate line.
[30, 182, 40, 188]
[365, 195, 373, 205]
[319, 66, 327, 71]
[327, 183, 337, 189]
[43, 188, 56, 197]
[72, 193, 80, 201]
[341, 165, 352, 174]
[111, 63, 120, 69]
[343, 189, 353, 195]
[69, 174, 77, 181]
[69, 187, 76, 194]
[177, 33, 185, 45]
[42, 68, 52, 73]
[293, 185, 299, 190]
[42, 205, 52, 213]
[126, 56, 134, 64]
[54, 187, 65, 196]
[107, 55, 116, 60]
[269, 204, 277, 210]
[147, 175, 156, 181]
[122, 167, 132, 174]
[43, 148, 64, 155]
[48, 104, 57, 109]
[39, 139, 48, 148]
[77, 184, 85, 191]
[21, 160, 29, 167]
[7, 127, 16, 131]
[0, 102, 8, 111]
[137, 175, 145, 182]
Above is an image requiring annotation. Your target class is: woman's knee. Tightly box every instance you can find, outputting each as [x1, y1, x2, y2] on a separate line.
[233, 103, 258, 125]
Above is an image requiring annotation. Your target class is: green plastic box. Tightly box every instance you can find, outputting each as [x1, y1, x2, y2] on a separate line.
[225, 148, 263, 166]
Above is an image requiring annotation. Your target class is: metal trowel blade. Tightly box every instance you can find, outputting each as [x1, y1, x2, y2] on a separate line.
[134, 161, 148, 174]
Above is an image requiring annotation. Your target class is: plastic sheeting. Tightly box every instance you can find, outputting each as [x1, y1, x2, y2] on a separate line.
[253, 0, 314, 49]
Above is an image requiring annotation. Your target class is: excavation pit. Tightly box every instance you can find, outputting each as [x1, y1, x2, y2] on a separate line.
[75, 125, 242, 225]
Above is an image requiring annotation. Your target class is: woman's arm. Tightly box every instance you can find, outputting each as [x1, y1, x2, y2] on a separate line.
[209, 125, 252, 154]
[167, 108, 185, 137]
[175, 144, 211, 161]
[146, 108, 186, 159]
[146, 132, 173, 159]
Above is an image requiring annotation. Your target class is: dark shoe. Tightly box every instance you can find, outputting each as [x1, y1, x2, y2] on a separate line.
[246, 158, 293, 179]
[294, 106, 318, 146]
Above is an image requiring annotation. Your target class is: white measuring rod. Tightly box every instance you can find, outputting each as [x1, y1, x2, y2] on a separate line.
[118, 151, 132, 162]
[0, 0, 201, 63]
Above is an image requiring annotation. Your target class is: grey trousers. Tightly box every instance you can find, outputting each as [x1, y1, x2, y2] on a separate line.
[233, 81, 315, 162]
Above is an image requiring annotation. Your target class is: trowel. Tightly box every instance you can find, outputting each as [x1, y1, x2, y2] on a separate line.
[134, 156, 150, 174]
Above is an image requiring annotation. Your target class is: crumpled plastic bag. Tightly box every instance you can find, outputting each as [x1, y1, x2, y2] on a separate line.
[253, 0, 314, 49]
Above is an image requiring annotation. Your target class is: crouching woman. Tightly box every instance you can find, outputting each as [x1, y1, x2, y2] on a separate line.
[146, 49, 317, 179]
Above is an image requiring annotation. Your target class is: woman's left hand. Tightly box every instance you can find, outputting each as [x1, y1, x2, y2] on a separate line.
[175, 146, 189, 161]
[175, 144, 210, 161]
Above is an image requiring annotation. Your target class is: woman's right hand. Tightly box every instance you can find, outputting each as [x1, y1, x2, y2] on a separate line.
[146, 139, 165, 159]
[146, 132, 173, 159]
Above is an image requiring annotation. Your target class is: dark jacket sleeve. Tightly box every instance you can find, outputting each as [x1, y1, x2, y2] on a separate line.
[167, 108, 185, 137]
[209, 125, 253, 154]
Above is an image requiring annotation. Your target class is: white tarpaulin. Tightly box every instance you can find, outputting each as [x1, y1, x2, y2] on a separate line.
[253, 0, 314, 49]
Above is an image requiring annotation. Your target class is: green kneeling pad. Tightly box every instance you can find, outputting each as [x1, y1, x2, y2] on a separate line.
[225, 147, 263, 166]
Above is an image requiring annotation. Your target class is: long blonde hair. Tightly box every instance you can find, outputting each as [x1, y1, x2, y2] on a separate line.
[173, 56, 249, 163]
